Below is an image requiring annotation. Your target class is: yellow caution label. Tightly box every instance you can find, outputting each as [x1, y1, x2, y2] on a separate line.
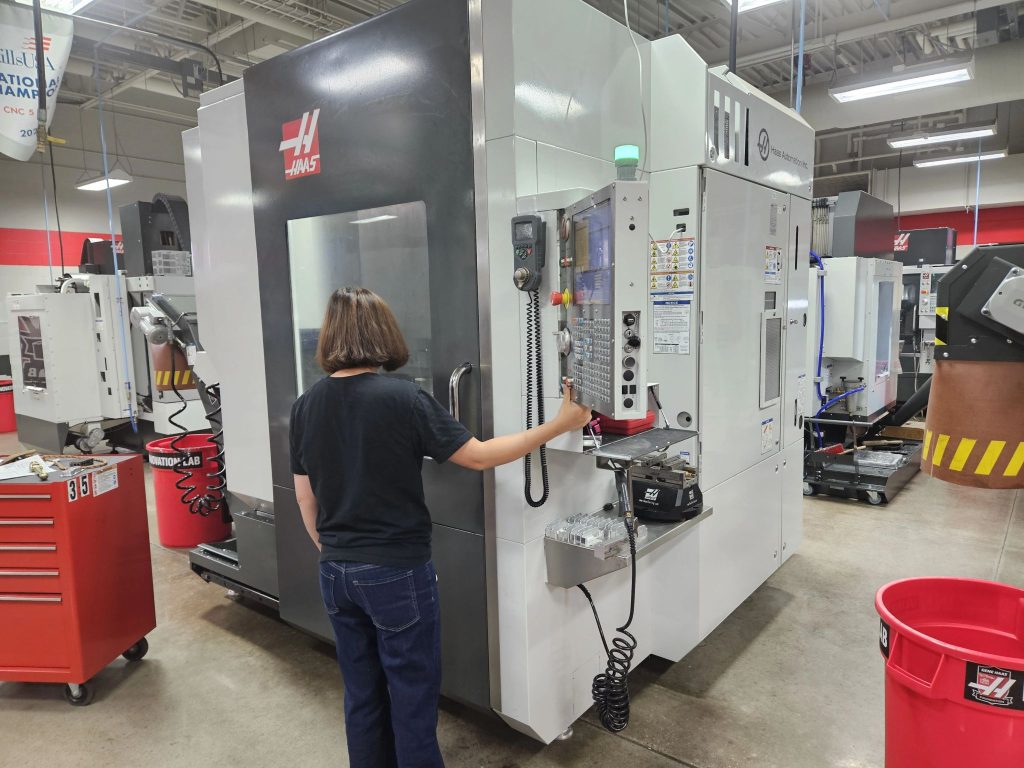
[922, 430, 933, 461]
[1006, 443, 1024, 478]
[936, 306, 949, 320]
[975, 441, 1006, 476]
[949, 438, 976, 472]
[934, 338, 946, 346]
[931, 434, 951, 467]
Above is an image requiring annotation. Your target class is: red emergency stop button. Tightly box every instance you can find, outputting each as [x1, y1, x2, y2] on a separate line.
[550, 291, 563, 306]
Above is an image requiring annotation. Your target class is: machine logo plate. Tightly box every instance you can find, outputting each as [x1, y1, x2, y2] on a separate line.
[279, 109, 321, 180]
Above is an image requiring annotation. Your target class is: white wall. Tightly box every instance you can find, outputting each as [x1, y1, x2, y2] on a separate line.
[870, 153, 1024, 214]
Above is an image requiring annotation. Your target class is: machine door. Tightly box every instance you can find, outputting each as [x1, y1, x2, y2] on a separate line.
[698, 169, 789, 490]
[243, 0, 491, 708]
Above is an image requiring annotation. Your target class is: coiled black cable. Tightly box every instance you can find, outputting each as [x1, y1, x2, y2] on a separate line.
[167, 347, 224, 518]
[202, 382, 229, 523]
[523, 290, 549, 507]
[577, 514, 638, 732]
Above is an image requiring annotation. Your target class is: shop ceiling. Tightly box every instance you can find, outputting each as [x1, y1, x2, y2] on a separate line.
[57, 0, 1024, 176]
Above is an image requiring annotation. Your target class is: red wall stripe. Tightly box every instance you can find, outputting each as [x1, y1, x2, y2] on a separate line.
[0, 228, 121, 267]
[898, 205, 1024, 247]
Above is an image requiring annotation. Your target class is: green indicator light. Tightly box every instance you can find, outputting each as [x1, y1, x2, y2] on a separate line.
[614, 144, 640, 165]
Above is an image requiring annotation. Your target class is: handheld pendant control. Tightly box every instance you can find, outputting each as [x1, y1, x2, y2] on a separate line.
[511, 215, 545, 292]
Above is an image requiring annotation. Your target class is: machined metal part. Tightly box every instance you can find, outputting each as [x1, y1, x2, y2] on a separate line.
[981, 269, 1024, 336]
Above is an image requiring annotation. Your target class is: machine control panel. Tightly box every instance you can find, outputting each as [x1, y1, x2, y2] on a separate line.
[565, 182, 649, 420]
[511, 214, 545, 292]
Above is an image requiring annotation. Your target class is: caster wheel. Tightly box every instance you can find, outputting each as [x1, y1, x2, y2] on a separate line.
[802, 482, 818, 497]
[122, 637, 149, 662]
[864, 490, 886, 506]
[64, 683, 95, 707]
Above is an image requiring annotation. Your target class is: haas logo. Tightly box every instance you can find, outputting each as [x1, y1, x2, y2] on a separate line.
[279, 109, 321, 180]
[894, 233, 910, 252]
[1013, 298, 1024, 309]
[643, 488, 660, 503]
[757, 128, 770, 161]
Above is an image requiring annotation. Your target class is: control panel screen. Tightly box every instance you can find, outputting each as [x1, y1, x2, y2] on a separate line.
[573, 201, 613, 306]
[514, 220, 534, 241]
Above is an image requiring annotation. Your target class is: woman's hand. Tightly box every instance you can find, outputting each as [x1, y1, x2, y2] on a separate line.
[555, 379, 594, 432]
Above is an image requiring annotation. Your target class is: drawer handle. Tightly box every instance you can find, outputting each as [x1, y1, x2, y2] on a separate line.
[0, 494, 52, 501]
[0, 519, 54, 526]
[0, 570, 58, 577]
[0, 594, 62, 603]
[0, 544, 57, 552]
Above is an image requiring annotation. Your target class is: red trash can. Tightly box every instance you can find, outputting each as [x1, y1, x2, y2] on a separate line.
[146, 433, 231, 548]
[0, 378, 15, 433]
[876, 578, 1024, 767]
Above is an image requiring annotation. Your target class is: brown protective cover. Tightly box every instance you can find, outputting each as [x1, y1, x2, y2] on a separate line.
[149, 342, 198, 392]
[922, 360, 1024, 489]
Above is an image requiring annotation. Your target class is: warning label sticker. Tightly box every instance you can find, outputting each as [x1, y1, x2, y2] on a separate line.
[760, 418, 774, 453]
[94, 466, 119, 497]
[650, 238, 696, 355]
[764, 245, 782, 284]
[965, 663, 1024, 709]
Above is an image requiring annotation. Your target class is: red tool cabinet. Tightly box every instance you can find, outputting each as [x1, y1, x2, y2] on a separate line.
[0, 454, 156, 705]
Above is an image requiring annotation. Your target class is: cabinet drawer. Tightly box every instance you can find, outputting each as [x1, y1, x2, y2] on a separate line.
[0, 544, 60, 569]
[0, 594, 70, 671]
[0, 518, 57, 544]
[0, 568, 61, 594]
[0, 493, 56, 521]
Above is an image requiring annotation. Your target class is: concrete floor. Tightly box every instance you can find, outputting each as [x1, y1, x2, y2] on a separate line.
[1, 431, 1021, 767]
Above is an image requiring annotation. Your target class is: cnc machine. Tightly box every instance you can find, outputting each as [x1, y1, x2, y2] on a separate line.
[183, 0, 812, 742]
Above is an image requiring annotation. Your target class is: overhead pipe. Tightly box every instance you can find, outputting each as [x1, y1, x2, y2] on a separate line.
[795, 0, 807, 113]
[728, 0, 738, 74]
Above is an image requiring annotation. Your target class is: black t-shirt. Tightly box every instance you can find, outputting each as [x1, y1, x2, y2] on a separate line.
[289, 373, 472, 567]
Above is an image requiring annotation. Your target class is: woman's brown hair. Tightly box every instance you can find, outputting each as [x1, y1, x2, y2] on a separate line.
[315, 287, 410, 374]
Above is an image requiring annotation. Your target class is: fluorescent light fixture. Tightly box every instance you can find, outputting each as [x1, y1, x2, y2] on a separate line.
[76, 169, 132, 191]
[830, 59, 973, 103]
[888, 124, 997, 149]
[719, 0, 787, 12]
[913, 150, 1007, 168]
[349, 215, 397, 225]
[14, 0, 96, 14]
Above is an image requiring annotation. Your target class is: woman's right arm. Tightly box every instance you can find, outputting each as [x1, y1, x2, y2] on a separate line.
[449, 383, 593, 471]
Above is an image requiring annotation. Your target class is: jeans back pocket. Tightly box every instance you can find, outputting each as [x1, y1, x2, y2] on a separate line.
[352, 569, 420, 633]
[319, 563, 340, 615]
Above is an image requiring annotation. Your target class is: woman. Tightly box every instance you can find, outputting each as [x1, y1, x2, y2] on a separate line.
[290, 287, 593, 768]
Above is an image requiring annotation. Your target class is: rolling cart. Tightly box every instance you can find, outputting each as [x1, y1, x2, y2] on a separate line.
[0, 454, 155, 705]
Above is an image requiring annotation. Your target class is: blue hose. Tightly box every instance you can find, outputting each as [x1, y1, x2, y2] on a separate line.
[795, 0, 807, 114]
[815, 385, 867, 448]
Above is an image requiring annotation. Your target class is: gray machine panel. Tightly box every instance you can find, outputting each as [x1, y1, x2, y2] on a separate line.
[242, 0, 491, 709]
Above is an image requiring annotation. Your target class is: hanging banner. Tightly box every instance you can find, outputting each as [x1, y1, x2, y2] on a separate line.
[0, 2, 73, 162]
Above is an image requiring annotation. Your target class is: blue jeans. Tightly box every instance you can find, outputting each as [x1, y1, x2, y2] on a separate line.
[319, 560, 444, 768]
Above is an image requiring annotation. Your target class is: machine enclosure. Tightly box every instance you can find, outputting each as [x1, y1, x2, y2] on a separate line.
[183, 0, 813, 743]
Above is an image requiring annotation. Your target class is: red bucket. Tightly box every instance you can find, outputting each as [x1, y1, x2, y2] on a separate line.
[146, 433, 231, 548]
[0, 378, 15, 433]
[876, 578, 1024, 767]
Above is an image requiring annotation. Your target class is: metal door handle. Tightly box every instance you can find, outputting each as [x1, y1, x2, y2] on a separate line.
[0, 495, 52, 501]
[0, 594, 61, 603]
[0, 544, 56, 551]
[0, 519, 54, 526]
[448, 362, 473, 422]
[0, 570, 58, 577]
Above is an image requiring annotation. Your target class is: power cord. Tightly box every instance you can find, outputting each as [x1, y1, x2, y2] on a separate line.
[576, 507, 639, 732]
[524, 290, 549, 507]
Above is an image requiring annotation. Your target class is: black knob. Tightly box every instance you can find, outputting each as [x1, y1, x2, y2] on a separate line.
[623, 370, 635, 382]
[628, 338, 641, 350]
[623, 313, 637, 327]
[624, 398, 634, 408]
